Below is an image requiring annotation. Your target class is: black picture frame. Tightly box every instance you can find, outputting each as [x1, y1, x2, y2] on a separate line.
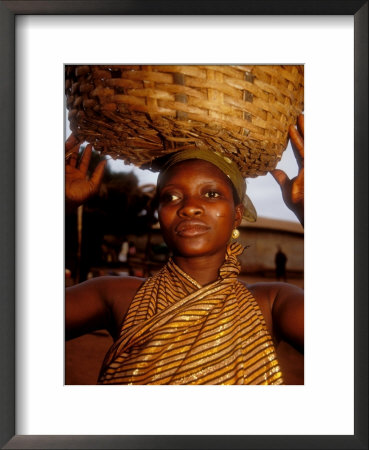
[1, 1, 367, 449]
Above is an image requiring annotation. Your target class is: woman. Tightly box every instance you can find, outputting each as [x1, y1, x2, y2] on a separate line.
[65, 115, 304, 385]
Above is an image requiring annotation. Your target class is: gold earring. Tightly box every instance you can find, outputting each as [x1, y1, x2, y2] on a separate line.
[232, 228, 240, 239]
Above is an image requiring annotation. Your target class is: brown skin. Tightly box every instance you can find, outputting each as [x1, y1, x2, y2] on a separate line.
[65, 142, 106, 206]
[65, 115, 305, 383]
[157, 160, 243, 286]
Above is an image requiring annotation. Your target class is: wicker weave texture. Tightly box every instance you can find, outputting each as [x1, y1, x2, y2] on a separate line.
[65, 65, 304, 177]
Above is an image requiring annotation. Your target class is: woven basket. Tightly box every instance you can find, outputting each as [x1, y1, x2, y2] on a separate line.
[65, 65, 304, 177]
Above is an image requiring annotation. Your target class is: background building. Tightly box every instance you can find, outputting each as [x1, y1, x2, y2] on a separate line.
[238, 217, 304, 284]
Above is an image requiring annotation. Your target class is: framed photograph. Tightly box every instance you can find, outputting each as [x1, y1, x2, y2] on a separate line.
[1, 1, 367, 449]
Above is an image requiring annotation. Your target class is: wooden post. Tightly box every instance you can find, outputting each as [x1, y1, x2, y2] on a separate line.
[75, 205, 83, 283]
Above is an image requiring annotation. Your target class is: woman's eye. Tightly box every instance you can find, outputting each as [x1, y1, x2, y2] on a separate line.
[205, 191, 220, 198]
[161, 193, 180, 202]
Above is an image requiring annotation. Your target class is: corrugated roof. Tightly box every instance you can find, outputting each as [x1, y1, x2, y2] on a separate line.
[241, 216, 303, 234]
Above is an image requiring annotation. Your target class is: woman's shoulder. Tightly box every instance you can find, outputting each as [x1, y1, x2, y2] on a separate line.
[240, 281, 304, 340]
[87, 275, 146, 310]
[244, 281, 303, 307]
[93, 274, 145, 290]
[98, 276, 146, 336]
[71, 274, 145, 298]
[66, 275, 146, 340]
[240, 281, 280, 336]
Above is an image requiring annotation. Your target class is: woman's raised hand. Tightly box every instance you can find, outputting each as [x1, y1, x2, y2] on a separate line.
[271, 114, 304, 226]
[65, 134, 106, 206]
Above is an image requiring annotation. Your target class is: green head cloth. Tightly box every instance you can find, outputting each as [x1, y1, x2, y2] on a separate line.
[157, 148, 257, 222]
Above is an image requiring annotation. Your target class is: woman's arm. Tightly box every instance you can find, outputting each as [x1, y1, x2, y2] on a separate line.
[272, 283, 304, 353]
[267, 114, 305, 352]
[66, 277, 112, 340]
[66, 276, 144, 341]
[65, 135, 119, 340]
[247, 282, 304, 353]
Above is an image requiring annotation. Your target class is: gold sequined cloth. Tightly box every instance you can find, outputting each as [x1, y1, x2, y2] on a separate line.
[98, 242, 283, 385]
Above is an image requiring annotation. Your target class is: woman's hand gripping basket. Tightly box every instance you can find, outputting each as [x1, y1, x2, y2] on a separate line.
[65, 65, 304, 177]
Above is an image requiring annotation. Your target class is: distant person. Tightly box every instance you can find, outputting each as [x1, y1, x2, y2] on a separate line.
[275, 247, 288, 282]
[118, 239, 129, 263]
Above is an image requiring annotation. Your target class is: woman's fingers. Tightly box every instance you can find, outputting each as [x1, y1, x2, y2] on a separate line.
[272, 117, 304, 226]
[292, 168, 304, 201]
[65, 133, 80, 152]
[90, 160, 107, 190]
[65, 134, 82, 160]
[289, 124, 304, 169]
[65, 141, 106, 204]
[271, 169, 291, 194]
[78, 144, 93, 175]
[68, 150, 79, 168]
[289, 124, 304, 156]
[297, 114, 304, 137]
[65, 133, 82, 164]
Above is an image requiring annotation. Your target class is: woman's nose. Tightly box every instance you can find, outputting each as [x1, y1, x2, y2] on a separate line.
[178, 198, 203, 217]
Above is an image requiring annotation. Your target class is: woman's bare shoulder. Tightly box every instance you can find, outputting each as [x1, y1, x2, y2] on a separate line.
[241, 281, 303, 340]
[245, 281, 303, 307]
[66, 275, 146, 340]
[68, 274, 145, 301]
[241, 281, 283, 336]
[91, 274, 145, 294]
[244, 280, 304, 353]
[97, 275, 146, 336]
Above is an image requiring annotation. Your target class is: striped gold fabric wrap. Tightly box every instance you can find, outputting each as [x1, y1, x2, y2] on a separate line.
[98, 243, 283, 385]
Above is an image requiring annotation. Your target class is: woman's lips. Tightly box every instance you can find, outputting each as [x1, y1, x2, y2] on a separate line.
[175, 220, 210, 237]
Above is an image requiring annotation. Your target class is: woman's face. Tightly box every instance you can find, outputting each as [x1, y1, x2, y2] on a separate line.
[157, 159, 243, 259]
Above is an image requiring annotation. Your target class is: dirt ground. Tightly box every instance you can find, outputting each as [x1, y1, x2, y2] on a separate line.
[65, 274, 304, 385]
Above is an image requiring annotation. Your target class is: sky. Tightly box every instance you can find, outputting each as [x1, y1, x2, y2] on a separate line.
[66, 118, 300, 223]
